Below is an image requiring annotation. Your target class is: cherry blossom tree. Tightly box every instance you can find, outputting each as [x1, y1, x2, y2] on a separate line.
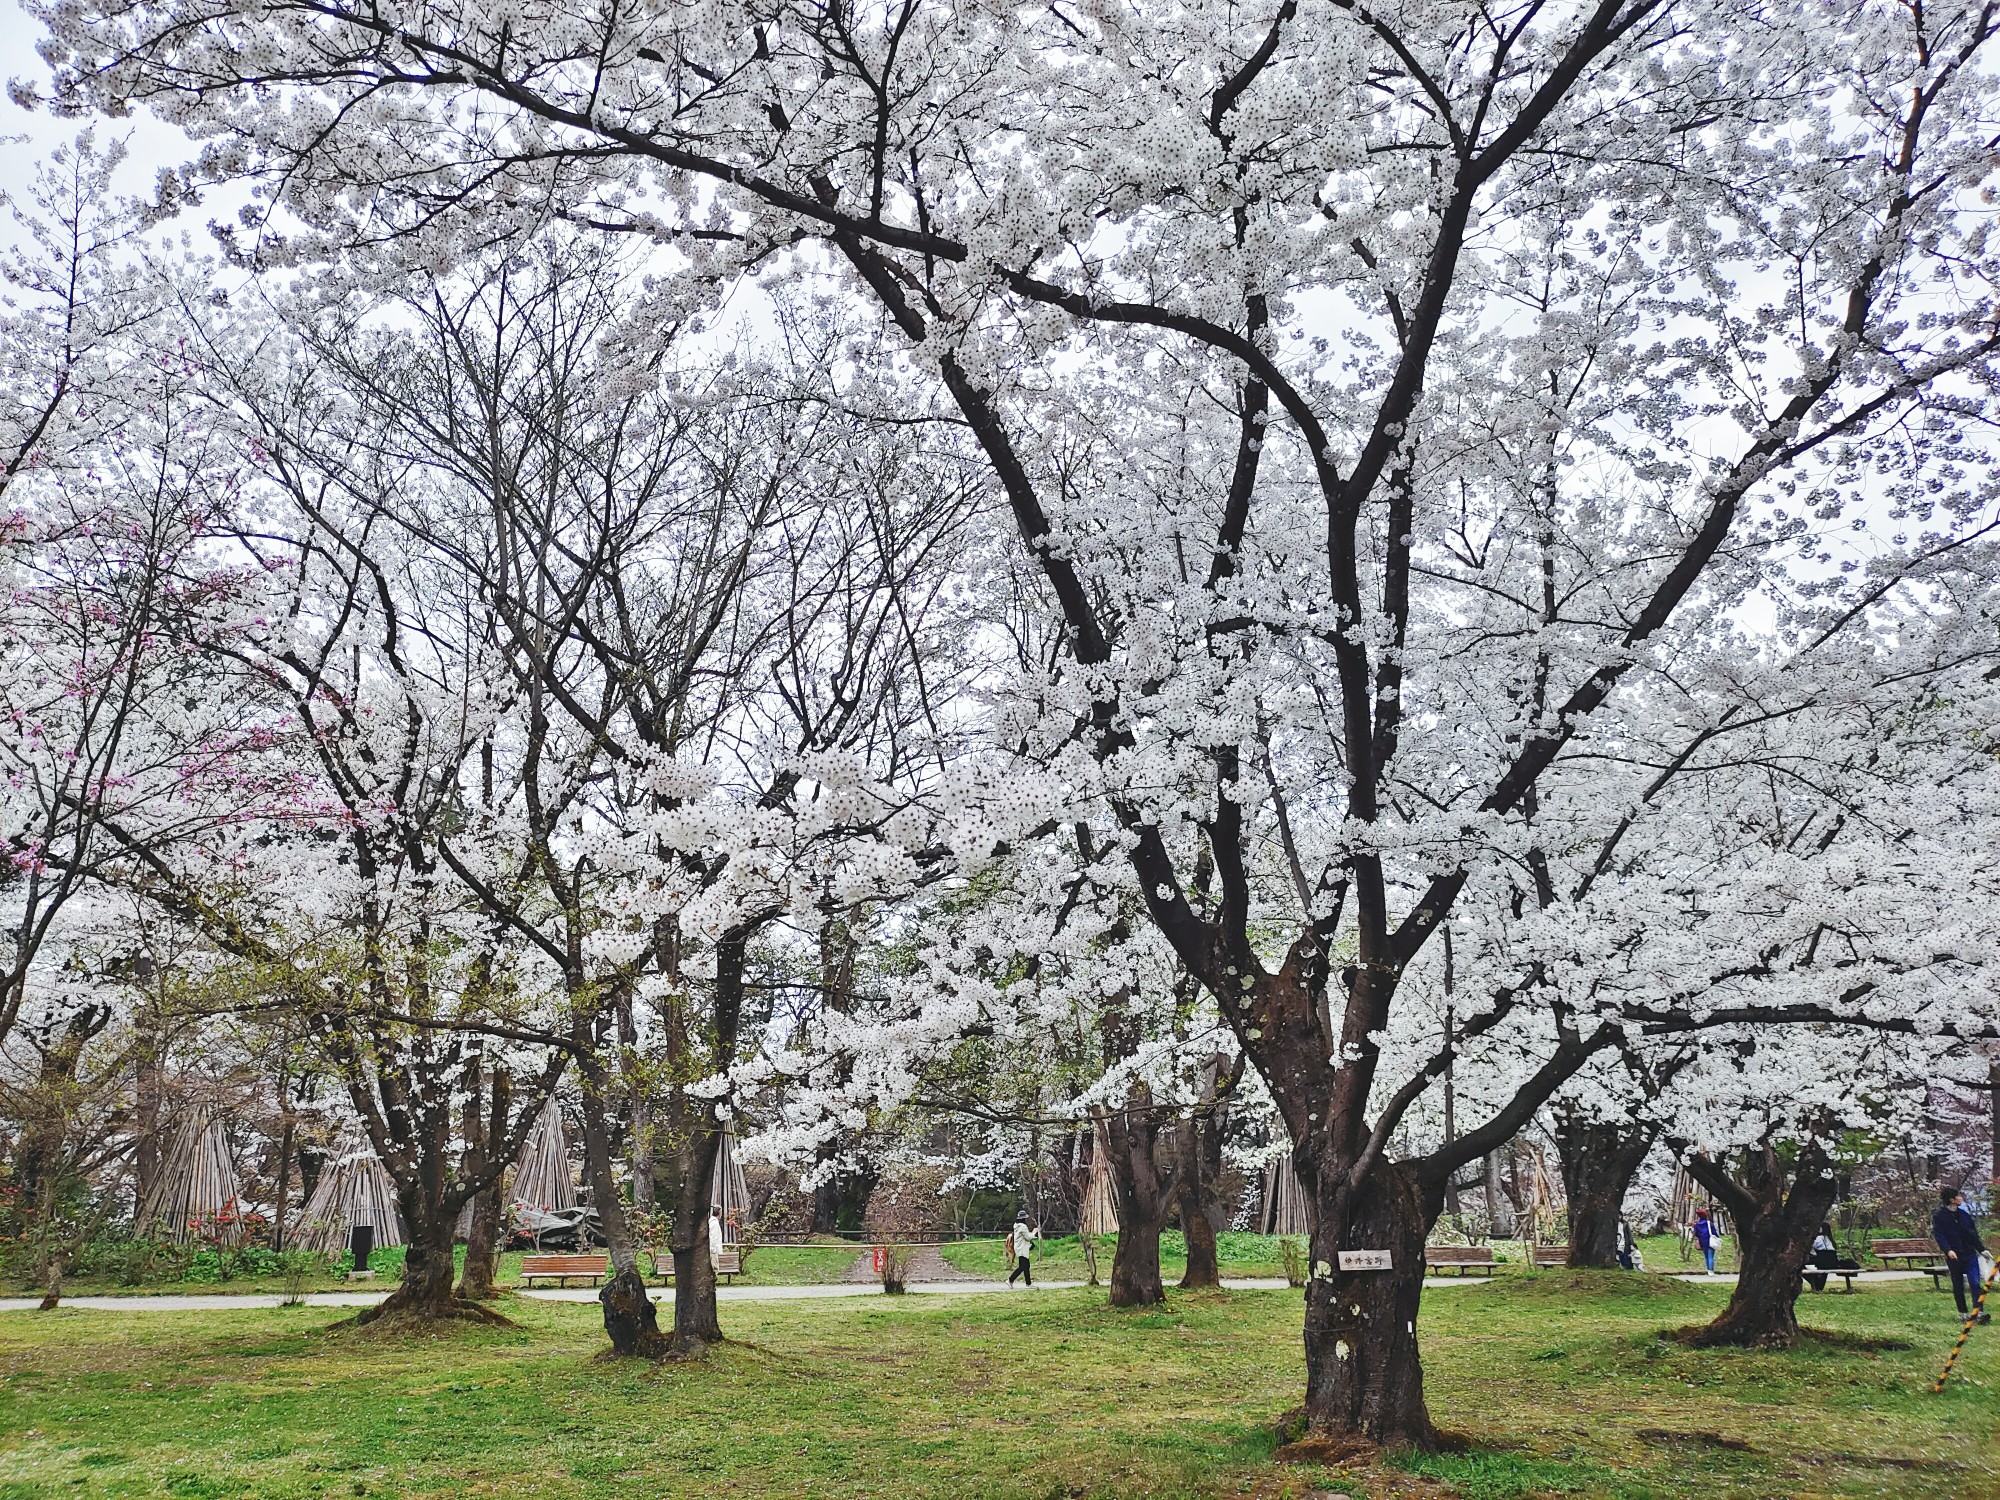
[25, 0, 2000, 1442]
[182, 247, 1009, 1352]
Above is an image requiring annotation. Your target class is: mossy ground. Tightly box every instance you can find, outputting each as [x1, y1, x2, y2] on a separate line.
[0, 1272, 1990, 1498]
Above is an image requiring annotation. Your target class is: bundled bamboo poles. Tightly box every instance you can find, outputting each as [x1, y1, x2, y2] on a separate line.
[1081, 1122, 1119, 1236]
[1258, 1152, 1309, 1237]
[510, 1101, 579, 1214]
[711, 1129, 751, 1243]
[135, 1108, 243, 1243]
[294, 1146, 406, 1254]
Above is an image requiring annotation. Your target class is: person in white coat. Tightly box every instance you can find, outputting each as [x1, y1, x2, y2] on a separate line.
[708, 1207, 726, 1265]
[1007, 1219, 1040, 1286]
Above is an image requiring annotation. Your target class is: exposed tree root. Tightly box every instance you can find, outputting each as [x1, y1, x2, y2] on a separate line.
[1271, 1408, 1467, 1465]
[334, 1296, 519, 1333]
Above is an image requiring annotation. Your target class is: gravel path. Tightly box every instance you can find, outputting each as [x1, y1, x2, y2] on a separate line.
[0, 1274, 1503, 1313]
[0, 1270, 1930, 1314]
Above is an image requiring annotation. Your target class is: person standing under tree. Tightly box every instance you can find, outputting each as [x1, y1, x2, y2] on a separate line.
[1006, 1218, 1040, 1286]
[1691, 1208, 1721, 1274]
[1933, 1187, 1990, 1323]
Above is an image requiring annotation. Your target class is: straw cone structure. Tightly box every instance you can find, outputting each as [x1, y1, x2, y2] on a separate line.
[136, 1108, 243, 1243]
[294, 1147, 406, 1254]
[510, 1101, 579, 1214]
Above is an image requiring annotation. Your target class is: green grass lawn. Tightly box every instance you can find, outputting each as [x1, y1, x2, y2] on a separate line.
[23, 1243, 874, 1299]
[941, 1231, 1291, 1282]
[0, 1273, 1990, 1498]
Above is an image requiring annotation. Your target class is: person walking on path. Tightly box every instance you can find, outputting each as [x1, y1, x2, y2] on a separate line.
[1006, 1220, 1040, 1286]
[1933, 1187, 1990, 1323]
[1691, 1208, 1722, 1274]
[1616, 1218, 1638, 1272]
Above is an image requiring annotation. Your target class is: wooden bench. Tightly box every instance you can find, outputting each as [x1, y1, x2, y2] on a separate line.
[1424, 1245, 1497, 1276]
[1802, 1267, 1859, 1292]
[1531, 1245, 1570, 1268]
[1871, 1238, 1948, 1285]
[1872, 1237, 1942, 1270]
[520, 1253, 609, 1287]
[644, 1248, 742, 1285]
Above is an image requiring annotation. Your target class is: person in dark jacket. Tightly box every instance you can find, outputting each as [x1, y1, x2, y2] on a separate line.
[1805, 1222, 1858, 1292]
[1933, 1187, 1990, 1321]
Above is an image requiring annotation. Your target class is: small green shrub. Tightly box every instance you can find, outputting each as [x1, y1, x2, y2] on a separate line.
[1278, 1237, 1306, 1288]
[274, 1249, 325, 1305]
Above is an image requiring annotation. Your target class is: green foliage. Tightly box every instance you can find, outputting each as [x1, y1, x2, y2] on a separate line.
[1277, 1236, 1306, 1288]
[272, 1250, 324, 1306]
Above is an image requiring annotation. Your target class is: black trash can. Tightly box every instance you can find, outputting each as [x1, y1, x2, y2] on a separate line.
[349, 1224, 375, 1272]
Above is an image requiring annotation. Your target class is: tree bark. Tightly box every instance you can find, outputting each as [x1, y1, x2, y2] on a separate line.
[578, 1048, 669, 1356]
[271, 1113, 295, 1253]
[1682, 1143, 1838, 1348]
[1554, 1116, 1655, 1268]
[1175, 1115, 1221, 1289]
[1101, 1083, 1172, 1306]
[1482, 1151, 1514, 1237]
[454, 1053, 507, 1301]
[1178, 1184, 1220, 1289]
[456, 1186, 502, 1300]
[1298, 1157, 1436, 1449]
[1990, 1058, 1999, 1184]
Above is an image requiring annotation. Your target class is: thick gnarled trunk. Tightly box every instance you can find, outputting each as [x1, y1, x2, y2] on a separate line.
[1101, 1084, 1172, 1307]
[1683, 1144, 1838, 1348]
[1555, 1116, 1654, 1268]
[1296, 1156, 1436, 1450]
[578, 1055, 669, 1357]
[352, 1204, 507, 1327]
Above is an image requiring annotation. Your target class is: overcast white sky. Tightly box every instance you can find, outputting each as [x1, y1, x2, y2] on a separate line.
[3, 0, 198, 216]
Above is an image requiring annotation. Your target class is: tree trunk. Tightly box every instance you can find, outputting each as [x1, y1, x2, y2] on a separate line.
[1990, 1058, 1999, 1184]
[1297, 1156, 1436, 1450]
[667, 1239, 723, 1348]
[1482, 1151, 1513, 1237]
[350, 1206, 507, 1327]
[1101, 1086, 1172, 1307]
[1555, 1116, 1654, 1268]
[631, 1098, 655, 1211]
[1683, 1144, 1838, 1349]
[1176, 1114, 1221, 1290]
[456, 1187, 502, 1300]
[578, 1054, 670, 1357]
[134, 1047, 163, 1214]
[271, 1114, 295, 1253]
[663, 1121, 726, 1356]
